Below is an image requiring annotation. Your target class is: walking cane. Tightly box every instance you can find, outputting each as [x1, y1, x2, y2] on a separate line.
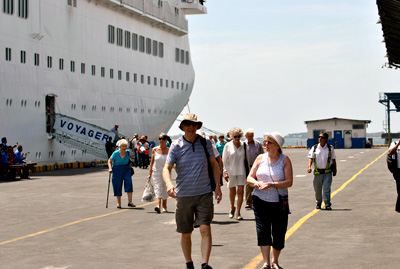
[106, 173, 111, 208]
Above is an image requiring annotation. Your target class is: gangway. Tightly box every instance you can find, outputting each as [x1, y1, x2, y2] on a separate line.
[50, 113, 115, 159]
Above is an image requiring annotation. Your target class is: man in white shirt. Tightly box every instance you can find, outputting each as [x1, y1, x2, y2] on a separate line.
[307, 132, 337, 210]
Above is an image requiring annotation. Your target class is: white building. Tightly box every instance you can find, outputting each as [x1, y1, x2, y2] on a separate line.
[305, 117, 371, 149]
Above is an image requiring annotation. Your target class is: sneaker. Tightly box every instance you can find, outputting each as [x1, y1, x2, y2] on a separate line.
[236, 215, 243, 220]
[260, 265, 271, 269]
[154, 207, 161, 214]
[325, 206, 332, 210]
[316, 203, 321, 209]
[162, 208, 168, 213]
[201, 264, 213, 269]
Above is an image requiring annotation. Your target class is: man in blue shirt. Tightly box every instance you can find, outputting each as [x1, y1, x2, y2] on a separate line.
[163, 113, 222, 269]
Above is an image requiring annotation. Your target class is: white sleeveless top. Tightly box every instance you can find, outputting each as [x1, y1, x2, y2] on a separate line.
[152, 151, 167, 172]
[253, 153, 288, 202]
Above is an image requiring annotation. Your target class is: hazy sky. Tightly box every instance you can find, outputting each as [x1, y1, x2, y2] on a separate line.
[169, 0, 400, 138]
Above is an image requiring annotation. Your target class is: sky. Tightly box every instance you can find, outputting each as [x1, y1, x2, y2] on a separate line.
[168, 0, 400, 138]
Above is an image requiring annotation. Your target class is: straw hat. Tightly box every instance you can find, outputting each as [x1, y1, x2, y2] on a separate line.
[264, 132, 285, 149]
[179, 113, 203, 130]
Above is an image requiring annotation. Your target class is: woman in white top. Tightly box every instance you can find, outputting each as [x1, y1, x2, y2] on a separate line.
[222, 127, 249, 220]
[247, 132, 293, 269]
[148, 133, 170, 213]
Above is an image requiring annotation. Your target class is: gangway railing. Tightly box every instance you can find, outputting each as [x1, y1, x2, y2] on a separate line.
[50, 113, 114, 159]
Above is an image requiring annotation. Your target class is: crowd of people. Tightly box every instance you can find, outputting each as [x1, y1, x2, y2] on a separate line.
[105, 114, 296, 269]
[0, 137, 29, 180]
[105, 116, 355, 269]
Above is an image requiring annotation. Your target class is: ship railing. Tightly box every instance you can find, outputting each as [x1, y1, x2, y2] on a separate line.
[112, 0, 188, 34]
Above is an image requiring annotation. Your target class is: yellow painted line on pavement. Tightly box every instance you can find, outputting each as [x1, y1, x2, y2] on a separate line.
[0, 200, 156, 246]
[242, 150, 386, 269]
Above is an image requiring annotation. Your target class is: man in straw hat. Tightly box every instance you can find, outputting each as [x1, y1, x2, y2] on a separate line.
[163, 113, 222, 269]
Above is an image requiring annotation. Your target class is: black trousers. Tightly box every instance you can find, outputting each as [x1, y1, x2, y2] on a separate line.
[392, 171, 400, 212]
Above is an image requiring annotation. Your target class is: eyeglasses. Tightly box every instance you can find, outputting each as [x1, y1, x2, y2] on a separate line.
[264, 140, 275, 145]
[181, 121, 199, 127]
[159, 138, 166, 140]
[318, 136, 327, 139]
[233, 135, 241, 139]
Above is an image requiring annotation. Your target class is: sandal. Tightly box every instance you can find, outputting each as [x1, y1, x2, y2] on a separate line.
[229, 207, 236, 218]
[117, 205, 121, 209]
[128, 203, 136, 207]
[271, 264, 283, 269]
[260, 265, 271, 269]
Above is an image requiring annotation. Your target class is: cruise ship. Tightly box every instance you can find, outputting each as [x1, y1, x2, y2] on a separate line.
[0, 0, 206, 164]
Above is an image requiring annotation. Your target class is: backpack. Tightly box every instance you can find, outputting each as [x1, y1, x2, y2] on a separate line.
[388, 143, 397, 173]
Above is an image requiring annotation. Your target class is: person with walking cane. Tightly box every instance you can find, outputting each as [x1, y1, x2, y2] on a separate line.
[108, 139, 135, 208]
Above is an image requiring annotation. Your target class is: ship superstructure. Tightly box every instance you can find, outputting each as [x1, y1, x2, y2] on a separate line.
[0, 0, 206, 164]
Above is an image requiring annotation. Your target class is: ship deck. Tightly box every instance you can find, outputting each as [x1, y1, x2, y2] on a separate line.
[1, 147, 399, 269]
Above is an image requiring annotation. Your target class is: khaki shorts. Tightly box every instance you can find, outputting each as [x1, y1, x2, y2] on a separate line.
[175, 192, 214, 233]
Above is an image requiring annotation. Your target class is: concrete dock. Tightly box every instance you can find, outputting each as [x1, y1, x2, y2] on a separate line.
[1, 147, 399, 269]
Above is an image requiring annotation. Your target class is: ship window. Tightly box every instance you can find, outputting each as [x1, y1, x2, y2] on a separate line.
[154, 77, 157, 86]
[152, 40, 158, 56]
[81, 63, 85, 74]
[177, 82, 179, 90]
[132, 33, 138, 51]
[185, 51, 189, 65]
[126, 72, 130, 81]
[59, 58, 64, 70]
[181, 82, 184, 90]
[166, 80, 169, 88]
[174, 7, 179, 15]
[116, 28, 123, 47]
[34, 53, 39, 66]
[133, 73, 137, 82]
[110, 69, 114, 79]
[5, 48, 11, 61]
[108, 25, 115, 44]
[186, 83, 188, 91]
[141, 109, 144, 114]
[67, 0, 77, 7]
[118, 70, 122, 80]
[180, 49, 184, 64]
[70, 60, 75, 72]
[175, 48, 179, 62]
[147, 76, 151, 85]
[91, 65, 95, 76]
[139, 36, 145, 52]
[18, 0, 28, 18]
[101, 67, 105, 77]
[159, 42, 164, 58]
[171, 81, 174, 89]
[124, 31, 131, 48]
[134, 108, 137, 113]
[140, 74, 144, 84]
[3, 0, 14, 14]
[146, 38, 151, 54]
[148, 109, 151, 114]
[119, 107, 122, 112]
[20, 50, 26, 63]
[47, 56, 52, 68]
[160, 78, 163, 87]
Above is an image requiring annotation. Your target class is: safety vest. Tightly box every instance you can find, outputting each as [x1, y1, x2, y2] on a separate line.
[313, 144, 332, 175]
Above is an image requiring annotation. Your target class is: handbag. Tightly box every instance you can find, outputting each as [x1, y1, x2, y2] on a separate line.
[127, 151, 135, 175]
[142, 179, 155, 202]
[387, 153, 397, 173]
[267, 159, 291, 214]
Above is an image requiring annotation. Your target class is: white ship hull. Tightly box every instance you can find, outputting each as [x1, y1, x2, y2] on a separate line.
[0, 0, 205, 164]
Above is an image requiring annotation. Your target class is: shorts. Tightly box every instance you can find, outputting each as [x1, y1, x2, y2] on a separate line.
[175, 192, 214, 233]
[227, 174, 246, 188]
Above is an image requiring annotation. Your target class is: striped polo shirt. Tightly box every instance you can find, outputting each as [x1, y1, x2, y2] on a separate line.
[166, 135, 213, 197]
